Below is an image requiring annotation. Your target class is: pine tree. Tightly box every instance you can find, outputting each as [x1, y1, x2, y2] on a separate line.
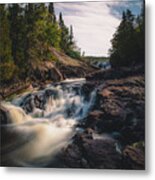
[69, 25, 74, 48]
[48, 3, 56, 23]
[59, 12, 64, 28]
[59, 12, 70, 52]
[47, 3, 61, 48]
[24, 3, 37, 74]
[0, 3, 82, 85]
[8, 4, 26, 76]
[0, 4, 16, 83]
[109, 9, 141, 67]
[135, 3, 145, 64]
[25, 3, 48, 66]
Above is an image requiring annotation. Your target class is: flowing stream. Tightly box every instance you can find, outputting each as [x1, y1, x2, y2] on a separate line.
[1, 78, 96, 167]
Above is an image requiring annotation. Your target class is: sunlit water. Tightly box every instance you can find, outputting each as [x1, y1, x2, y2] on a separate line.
[1, 78, 96, 167]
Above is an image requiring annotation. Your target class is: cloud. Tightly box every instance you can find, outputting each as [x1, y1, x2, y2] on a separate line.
[107, 0, 143, 19]
[54, 1, 143, 56]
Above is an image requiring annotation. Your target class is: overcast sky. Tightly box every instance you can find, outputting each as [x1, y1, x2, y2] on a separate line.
[54, 0, 143, 56]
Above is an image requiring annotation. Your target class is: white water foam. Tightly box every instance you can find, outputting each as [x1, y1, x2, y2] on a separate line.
[1, 78, 96, 167]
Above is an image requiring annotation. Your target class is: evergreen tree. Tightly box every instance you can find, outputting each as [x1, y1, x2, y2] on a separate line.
[59, 12, 64, 27]
[24, 3, 37, 75]
[0, 3, 81, 85]
[8, 4, 25, 71]
[47, 3, 61, 48]
[59, 13, 80, 58]
[0, 4, 16, 83]
[48, 3, 56, 23]
[25, 3, 60, 70]
[69, 25, 74, 48]
[109, 9, 144, 67]
[59, 12, 70, 52]
[135, 3, 145, 64]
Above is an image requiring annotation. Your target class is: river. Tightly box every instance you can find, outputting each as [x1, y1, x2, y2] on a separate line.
[1, 78, 96, 167]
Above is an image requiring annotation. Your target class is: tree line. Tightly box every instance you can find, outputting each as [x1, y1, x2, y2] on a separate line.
[0, 3, 80, 84]
[109, 5, 145, 68]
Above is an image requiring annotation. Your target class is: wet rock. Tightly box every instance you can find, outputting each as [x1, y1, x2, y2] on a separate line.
[33, 94, 47, 109]
[61, 144, 84, 168]
[22, 95, 35, 113]
[86, 65, 144, 81]
[20, 91, 52, 113]
[81, 82, 96, 99]
[84, 110, 104, 129]
[82, 139, 122, 169]
[61, 131, 123, 169]
[123, 144, 145, 169]
[33, 95, 41, 108]
[84, 72, 145, 146]
[45, 89, 58, 99]
[0, 106, 8, 125]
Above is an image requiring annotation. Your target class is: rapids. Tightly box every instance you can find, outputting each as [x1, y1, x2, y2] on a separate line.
[1, 78, 96, 167]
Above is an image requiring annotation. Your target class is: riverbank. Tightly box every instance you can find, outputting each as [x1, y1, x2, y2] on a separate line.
[58, 65, 145, 169]
[0, 64, 145, 169]
[0, 47, 95, 100]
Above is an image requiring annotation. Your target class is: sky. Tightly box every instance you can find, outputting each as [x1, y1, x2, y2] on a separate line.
[54, 0, 144, 57]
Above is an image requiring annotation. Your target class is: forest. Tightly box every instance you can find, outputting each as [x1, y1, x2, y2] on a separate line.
[0, 3, 144, 86]
[109, 7, 145, 68]
[0, 2, 145, 169]
[0, 3, 80, 85]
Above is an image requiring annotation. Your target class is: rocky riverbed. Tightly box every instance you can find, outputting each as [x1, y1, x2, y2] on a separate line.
[58, 65, 145, 169]
[0, 65, 145, 169]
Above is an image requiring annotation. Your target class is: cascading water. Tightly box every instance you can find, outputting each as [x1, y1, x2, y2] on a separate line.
[1, 78, 96, 167]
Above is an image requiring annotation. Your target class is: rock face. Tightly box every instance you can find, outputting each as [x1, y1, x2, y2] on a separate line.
[60, 130, 123, 169]
[31, 61, 64, 82]
[0, 47, 95, 99]
[123, 144, 145, 169]
[49, 47, 94, 79]
[60, 66, 145, 169]
[85, 75, 145, 146]
[86, 64, 144, 81]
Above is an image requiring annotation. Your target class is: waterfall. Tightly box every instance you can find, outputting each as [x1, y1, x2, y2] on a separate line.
[1, 78, 96, 167]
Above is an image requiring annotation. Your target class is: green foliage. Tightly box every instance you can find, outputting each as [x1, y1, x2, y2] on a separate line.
[59, 13, 70, 52]
[66, 50, 81, 59]
[0, 5, 12, 63]
[0, 3, 80, 85]
[48, 3, 56, 23]
[8, 4, 26, 69]
[0, 5, 16, 83]
[109, 8, 145, 68]
[59, 13, 81, 59]
[26, 4, 51, 64]
[50, 54, 58, 62]
[84, 56, 109, 62]
[0, 61, 16, 82]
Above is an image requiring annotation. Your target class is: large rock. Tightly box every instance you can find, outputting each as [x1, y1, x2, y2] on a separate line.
[86, 65, 144, 81]
[61, 131, 123, 169]
[84, 72, 145, 146]
[123, 143, 145, 170]
[0, 105, 8, 125]
[31, 61, 64, 82]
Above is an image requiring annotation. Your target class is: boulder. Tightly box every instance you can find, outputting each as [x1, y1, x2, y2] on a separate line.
[84, 72, 145, 146]
[0, 106, 8, 125]
[61, 131, 123, 169]
[123, 144, 145, 169]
